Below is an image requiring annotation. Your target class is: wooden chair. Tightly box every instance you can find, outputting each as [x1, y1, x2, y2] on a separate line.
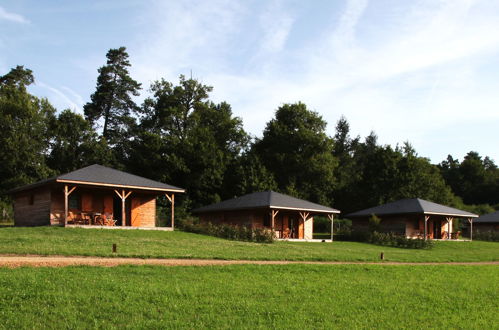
[282, 228, 290, 239]
[70, 211, 85, 225]
[103, 213, 116, 226]
[81, 212, 92, 225]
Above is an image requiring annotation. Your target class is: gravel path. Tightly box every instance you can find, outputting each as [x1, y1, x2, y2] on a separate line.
[0, 255, 498, 268]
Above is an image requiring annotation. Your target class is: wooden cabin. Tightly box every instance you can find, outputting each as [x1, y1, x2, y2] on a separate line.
[192, 191, 340, 240]
[9, 164, 184, 228]
[345, 198, 478, 240]
[473, 211, 499, 232]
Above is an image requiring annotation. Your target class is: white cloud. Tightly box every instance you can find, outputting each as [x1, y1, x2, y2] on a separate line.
[0, 6, 29, 24]
[37, 82, 82, 112]
[128, 0, 499, 161]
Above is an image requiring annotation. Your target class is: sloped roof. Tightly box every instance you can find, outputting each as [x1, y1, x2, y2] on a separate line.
[192, 191, 340, 214]
[345, 198, 478, 218]
[9, 164, 184, 193]
[475, 210, 499, 223]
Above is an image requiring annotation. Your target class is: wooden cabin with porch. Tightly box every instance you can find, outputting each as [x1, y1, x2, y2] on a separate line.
[9, 164, 184, 229]
[345, 198, 478, 240]
[192, 191, 340, 240]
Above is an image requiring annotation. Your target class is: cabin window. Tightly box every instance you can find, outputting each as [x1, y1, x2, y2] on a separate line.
[414, 219, 420, 229]
[29, 194, 34, 205]
[69, 193, 80, 210]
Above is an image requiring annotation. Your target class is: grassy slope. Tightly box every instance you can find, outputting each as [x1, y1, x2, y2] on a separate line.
[0, 265, 497, 329]
[0, 227, 498, 262]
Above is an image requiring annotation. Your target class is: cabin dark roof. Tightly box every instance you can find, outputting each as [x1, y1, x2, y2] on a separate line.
[345, 198, 478, 218]
[9, 164, 184, 193]
[475, 211, 499, 223]
[192, 191, 340, 214]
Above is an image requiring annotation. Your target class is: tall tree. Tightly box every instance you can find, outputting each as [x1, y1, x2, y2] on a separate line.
[83, 47, 141, 144]
[439, 152, 499, 206]
[253, 102, 337, 204]
[47, 110, 111, 174]
[128, 75, 248, 208]
[0, 66, 55, 196]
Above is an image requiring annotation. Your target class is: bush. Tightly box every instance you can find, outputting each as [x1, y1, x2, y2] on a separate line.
[177, 218, 275, 243]
[338, 230, 433, 249]
[474, 230, 499, 242]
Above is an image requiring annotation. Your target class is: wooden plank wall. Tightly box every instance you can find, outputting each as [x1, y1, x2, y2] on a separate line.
[130, 195, 156, 227]
[304, 216, 313, 239]
[14, 188, 51, 226]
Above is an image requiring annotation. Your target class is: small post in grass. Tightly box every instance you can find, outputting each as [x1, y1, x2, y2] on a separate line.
[112, 243, 117, 253]
[380, 252, 384, 260]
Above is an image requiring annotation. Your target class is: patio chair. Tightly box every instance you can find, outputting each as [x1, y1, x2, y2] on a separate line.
[282, 228, 290, 239]
[70, 211, 85, 225]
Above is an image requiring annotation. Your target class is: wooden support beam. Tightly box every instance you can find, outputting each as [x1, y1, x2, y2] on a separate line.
[468, 218, 473, 241]
[63, 185, 77, 226]
[424, 215, 430, 241]
[64, 185, 68, 226]
[113, 189, 132, 226]
[165, 193, 175, 229]
[328, 214, 334, 242]
[171, 194, 175, 230]
[445, 217, 453, 240]
[270, 209, 279, 232]
[121, 190, 126, 227]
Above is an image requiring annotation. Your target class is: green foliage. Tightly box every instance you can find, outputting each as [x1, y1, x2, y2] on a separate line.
[342, 230, 434, 249]
[368, 231, 434, 249]
[254, 102, 337, 205]
[128, 75, 249, 208]
[474, 230, 499, 242]
[0, 66, 55, 195]
[0, 200, 13, 222]
[439, 152, 499, 206]
[47, 110, 111, 174]
[179, 218, 274, 243]
[368, 214, 382, 232]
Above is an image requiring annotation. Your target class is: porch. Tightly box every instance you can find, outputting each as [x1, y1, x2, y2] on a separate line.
[52, 183, 177, 229]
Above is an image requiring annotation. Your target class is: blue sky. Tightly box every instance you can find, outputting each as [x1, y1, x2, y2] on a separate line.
[1, 0, 499, 163]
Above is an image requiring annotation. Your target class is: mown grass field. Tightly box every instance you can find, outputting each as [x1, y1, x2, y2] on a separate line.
[0, 264, 497, 329]
[0, 227, 498, 262]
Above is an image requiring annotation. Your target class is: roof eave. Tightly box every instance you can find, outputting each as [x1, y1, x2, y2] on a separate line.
[55, 179, 185, 193]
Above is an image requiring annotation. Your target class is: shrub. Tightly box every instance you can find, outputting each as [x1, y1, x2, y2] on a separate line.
[339, 230, 433, 249]
[474, 230, 499, 242]
[178, 218, 275, 243]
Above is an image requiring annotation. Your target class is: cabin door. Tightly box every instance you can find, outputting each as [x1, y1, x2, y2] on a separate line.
[113, 196, 122, 226]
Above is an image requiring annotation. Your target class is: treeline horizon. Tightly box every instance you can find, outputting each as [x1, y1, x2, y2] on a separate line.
[1, 47, 498, 217]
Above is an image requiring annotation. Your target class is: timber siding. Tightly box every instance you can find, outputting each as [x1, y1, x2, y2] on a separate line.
[14, 188, 51, 226]
[131, 195, 156, 227]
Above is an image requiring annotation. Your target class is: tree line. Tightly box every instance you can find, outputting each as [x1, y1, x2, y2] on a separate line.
[1, 47, 497, 217]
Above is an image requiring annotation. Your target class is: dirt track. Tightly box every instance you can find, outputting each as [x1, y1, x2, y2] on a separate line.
[0, 255, 498, 268]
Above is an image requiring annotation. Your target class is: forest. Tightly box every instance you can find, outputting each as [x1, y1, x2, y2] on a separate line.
[1, 47, 498, 219]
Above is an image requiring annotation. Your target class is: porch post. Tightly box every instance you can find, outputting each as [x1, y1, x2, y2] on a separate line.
[270, 209, 279, 235]
[121, 190, 125, 226]
[298, 212, 310, 239]
[445, 217, 453, 239]
[424, 215, 430, 240]
[468, 218, 473, 241]
[165, 193, 175, 229]
[328, 214, 334, 242]
[63, 185, 76, 226]
[64, 185, 68, 226]
[114, 190, 132, 226]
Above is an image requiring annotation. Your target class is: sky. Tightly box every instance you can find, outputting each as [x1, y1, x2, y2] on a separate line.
[1, 0, 499, 163]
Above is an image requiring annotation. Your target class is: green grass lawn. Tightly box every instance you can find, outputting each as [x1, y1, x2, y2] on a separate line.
[0, 264, 497, 329]
[0, 227, 498, 262]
